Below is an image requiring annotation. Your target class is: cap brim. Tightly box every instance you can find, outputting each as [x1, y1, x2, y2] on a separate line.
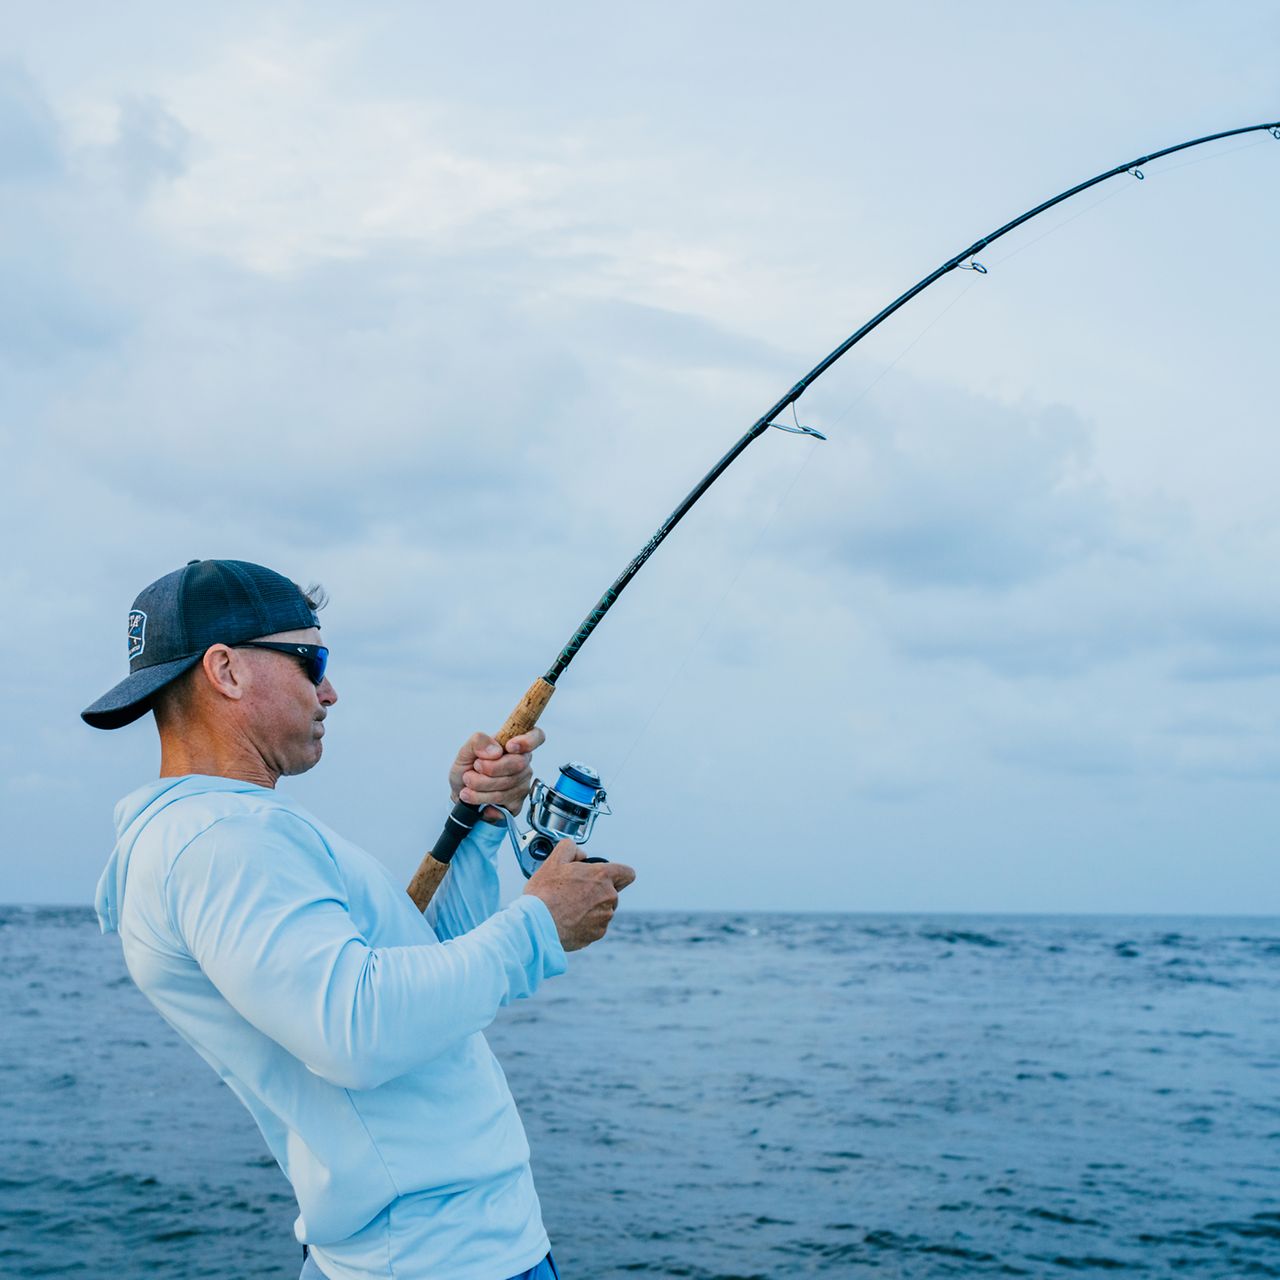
[81, 654, 204, 730]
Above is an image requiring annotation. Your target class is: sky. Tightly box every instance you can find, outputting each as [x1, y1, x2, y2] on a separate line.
[2, 1, 1278, 912]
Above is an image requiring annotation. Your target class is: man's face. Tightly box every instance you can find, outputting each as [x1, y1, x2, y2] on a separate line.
[235, 626, 338, 778]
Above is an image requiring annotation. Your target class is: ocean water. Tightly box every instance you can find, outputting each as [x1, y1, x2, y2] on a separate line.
[2, 908, 1278, 1279]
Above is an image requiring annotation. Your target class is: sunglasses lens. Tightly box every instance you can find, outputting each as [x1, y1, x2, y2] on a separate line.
[309, 647, 329, 685]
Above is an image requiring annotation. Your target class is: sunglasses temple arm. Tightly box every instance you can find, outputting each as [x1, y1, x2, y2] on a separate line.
[406, 677, 557, 912]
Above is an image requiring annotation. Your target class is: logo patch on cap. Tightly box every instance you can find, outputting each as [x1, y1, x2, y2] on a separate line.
[128, 610, 147, 660]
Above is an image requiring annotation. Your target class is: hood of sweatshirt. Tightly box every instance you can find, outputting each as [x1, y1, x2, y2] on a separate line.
[94, 774, 272, 934]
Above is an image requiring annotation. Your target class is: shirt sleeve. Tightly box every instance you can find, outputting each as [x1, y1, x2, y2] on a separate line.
[164, 809, 566, 1092]
[425, 818, 507, 941]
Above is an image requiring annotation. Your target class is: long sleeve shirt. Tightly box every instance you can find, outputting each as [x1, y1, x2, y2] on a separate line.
[94, 774, 566, 1280]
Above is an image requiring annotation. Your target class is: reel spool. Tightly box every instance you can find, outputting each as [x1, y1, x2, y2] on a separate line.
[499, 761, 612, 878]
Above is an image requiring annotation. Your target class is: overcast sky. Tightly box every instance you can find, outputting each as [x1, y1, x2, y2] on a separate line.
[2, 1, 1278, 912]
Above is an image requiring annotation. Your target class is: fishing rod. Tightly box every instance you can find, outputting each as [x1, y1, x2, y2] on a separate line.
[407, 119, 1280, 911]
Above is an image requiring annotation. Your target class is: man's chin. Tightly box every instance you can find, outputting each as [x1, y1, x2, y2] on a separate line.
[282, 744, 324, 777]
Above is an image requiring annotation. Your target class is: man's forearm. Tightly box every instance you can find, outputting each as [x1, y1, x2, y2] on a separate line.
[424, 819, 507, 940]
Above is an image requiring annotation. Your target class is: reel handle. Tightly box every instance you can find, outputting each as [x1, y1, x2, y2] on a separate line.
[406, 677, 557, 912]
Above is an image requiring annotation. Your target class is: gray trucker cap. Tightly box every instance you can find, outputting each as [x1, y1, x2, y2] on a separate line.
[82, 559, 320, 730]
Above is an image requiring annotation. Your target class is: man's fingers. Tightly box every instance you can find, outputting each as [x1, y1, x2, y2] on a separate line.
[523, 844, 629, 951]
[463, 760, 531, 786]
[463, 768, 530, 792]
[604, 861, 636, 891]
[466, 732, 542, 774]
[503, 728, 545, 755]
[451, 729, 542, 810]
[461, 788, 523, 810]
[469, 752, 531, 779]
[545, 838, 586, 864]
[455, 732, 502, 767]
[461, 788, 526, 814]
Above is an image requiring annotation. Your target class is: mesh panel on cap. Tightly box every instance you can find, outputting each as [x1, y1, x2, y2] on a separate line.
[181, 561, 257, 647]
[232, 561, 312, 622]
[179, 560, 315, 649]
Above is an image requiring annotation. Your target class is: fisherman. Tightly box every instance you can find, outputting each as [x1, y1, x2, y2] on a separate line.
[84, 558, 635, 1280]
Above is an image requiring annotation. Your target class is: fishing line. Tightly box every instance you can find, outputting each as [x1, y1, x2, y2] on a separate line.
[801, 150, 1162, 436]
[813, 132, 1273, 434]
[813, 274, 983, 436]
[1146, 131, 1273, 177]
[989, 135, 1272, 272]
[644, 178, 1131, 771]
[605, 122, 1277, 790]
[986, 181, 1137, 270]
[406, 119, 1280, 912]
[605, 423, 824, 787]
[802, 187, 1133, 446]
[606, 270, 992, 781]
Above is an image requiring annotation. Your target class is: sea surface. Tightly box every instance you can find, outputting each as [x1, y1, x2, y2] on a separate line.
[2, 907, 1278, 1279]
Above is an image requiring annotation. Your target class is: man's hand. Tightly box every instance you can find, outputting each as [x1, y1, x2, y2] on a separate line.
[523, 840, 636, 952]
[449, 729, 546, 824]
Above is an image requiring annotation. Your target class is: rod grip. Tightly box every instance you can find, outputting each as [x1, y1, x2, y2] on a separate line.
[495, 677, 556, 747]
[406, 678, 558, 913]
[405, 853, 451, 913]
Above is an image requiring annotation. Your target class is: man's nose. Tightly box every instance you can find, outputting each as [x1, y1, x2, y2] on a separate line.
[318, 678, 338, 707]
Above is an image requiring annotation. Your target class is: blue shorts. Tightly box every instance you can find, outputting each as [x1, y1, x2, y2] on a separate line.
[299, 1247, 559, 1280]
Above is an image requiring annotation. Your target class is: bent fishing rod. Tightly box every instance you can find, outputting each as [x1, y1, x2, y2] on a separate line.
[407, 119, 1280, 911]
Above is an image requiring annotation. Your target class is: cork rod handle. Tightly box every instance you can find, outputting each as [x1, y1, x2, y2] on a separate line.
[494, 676, 556, 748]
[406, 677, 557, 912]
[405, 852, 450, 913]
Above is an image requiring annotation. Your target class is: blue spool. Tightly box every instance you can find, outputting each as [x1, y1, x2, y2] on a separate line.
[554, 762, 600, 806]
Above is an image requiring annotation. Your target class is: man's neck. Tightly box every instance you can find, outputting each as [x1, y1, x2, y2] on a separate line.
[159, 732, 279, 789]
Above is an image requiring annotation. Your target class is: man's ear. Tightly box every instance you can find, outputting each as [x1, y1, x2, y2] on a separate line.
[200, 644, 246, 702]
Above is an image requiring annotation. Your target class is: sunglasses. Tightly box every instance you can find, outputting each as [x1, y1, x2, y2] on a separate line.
[236, 641, 330, 685]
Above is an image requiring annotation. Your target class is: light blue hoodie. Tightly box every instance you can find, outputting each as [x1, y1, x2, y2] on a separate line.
[95, 775, 567, 1280]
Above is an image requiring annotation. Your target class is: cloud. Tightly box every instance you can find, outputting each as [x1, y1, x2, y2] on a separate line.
[107, 96, 190, 198]
[742, 362, 1280, 702]
[126, 36, 564, 274]
[3, 8, 1279, 911]
[793, 380, 1111, 590]
[988, 718, 1144, 779]
[0, 68, 131, 367]
[1170, 588, 1280, 682]
[0, 61, 61, 183]
[0, 57, 804, 722]
[876, 522, 1280, 689]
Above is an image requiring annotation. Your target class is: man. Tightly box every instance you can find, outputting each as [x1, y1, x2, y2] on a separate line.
[83, 559, 635, 1280]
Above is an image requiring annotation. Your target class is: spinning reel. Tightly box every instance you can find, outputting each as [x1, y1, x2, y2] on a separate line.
[498, 761, 612, 878]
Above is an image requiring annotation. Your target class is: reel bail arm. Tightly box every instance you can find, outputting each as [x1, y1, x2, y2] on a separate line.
[497, 761, 612, 878]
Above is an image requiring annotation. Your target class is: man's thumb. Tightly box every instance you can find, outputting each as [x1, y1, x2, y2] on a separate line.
[462, 731, 502, 763]
[544, 838, 585, 865]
